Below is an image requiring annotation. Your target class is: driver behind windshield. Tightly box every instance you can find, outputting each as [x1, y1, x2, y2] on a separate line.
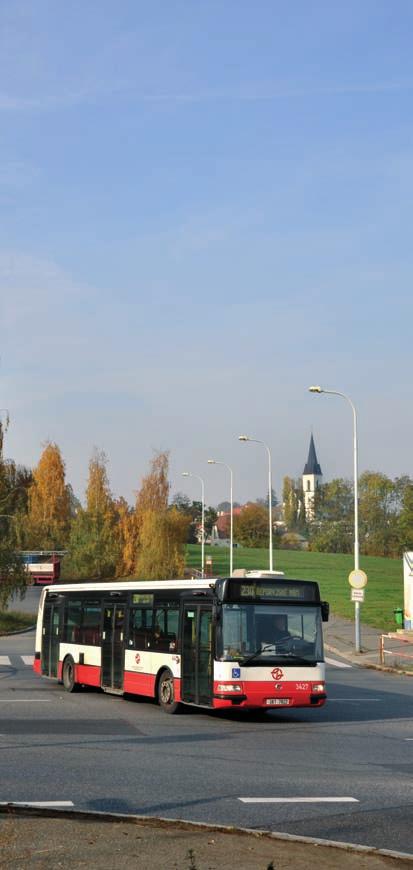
[258, 614, 291, 647]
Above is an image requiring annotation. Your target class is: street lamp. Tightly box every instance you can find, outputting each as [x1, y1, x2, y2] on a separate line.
[182, 472, 205, 578]
[309, 385, 361, 652]
[208, 459, 234, 577]
[238, 435, 274, 572]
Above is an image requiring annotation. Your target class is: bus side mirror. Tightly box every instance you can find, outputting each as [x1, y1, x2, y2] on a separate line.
[321, 601, 329, 622]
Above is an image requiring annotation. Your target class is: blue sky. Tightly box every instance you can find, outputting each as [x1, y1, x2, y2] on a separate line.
[1, 1, 413, 507]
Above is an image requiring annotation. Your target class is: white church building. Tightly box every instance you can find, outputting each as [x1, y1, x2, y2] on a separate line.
[302, 434, 323, 521]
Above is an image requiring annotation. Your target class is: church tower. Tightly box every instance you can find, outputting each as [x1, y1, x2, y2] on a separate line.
[302, 434, 322, 521]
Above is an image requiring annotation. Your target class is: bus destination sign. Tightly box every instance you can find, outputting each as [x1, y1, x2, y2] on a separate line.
[240, 583, 303, 599]
[226, 579, 319, 602]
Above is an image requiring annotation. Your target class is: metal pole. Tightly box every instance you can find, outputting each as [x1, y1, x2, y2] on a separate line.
[349, 396, 360, 652]
[229, 466, 233, 577]
[308, 387, 361, 652]
[238, 436, 274, 572]
[207, 460, 234, 576]
[200, 476, 205, 578]
[265, 444, 273, 573]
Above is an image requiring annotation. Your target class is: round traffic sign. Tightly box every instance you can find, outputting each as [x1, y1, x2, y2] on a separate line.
[348, 569, 368, 589]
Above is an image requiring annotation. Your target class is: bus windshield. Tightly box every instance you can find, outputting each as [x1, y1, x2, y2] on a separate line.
[219, 603, 323, 664]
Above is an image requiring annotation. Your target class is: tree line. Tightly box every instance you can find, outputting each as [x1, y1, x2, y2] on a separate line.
[283, 473, 413, 557]
[0, 433, 192, 603]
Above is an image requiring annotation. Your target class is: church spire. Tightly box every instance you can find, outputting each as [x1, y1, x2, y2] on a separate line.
[303, 434, 322, 477]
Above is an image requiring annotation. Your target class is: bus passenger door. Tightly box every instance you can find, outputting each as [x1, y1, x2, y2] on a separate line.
[41, 599, 61, 677]
[182, 604, 213, 706]
[101, 602, 126, 691]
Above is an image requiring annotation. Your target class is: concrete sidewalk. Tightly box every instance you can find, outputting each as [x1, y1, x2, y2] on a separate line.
[324, 613, 413, 672]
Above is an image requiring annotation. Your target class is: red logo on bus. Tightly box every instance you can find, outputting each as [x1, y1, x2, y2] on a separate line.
[271, 668, 284, 680]
[135, 653, 141, 664]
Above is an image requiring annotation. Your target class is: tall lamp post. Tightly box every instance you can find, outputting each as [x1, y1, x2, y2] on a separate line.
[207, 459, 234, 577]
[239, 435, 274, 572]
[182, 472, 205, 578]
[309, 385, 361, 652]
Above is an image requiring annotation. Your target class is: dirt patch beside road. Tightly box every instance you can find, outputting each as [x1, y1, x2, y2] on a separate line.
[0, 813, 411, 869]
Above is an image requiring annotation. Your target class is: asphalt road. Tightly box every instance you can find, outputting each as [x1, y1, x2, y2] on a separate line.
[7, 585, 42, 616]
[0, 629, 412, 856]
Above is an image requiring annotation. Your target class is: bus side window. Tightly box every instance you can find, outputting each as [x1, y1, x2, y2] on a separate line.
[64, 599, 82, 643]
[80, 601, 101, 645]
[153, 607, 179, 652]
[129, 607, 153, 649]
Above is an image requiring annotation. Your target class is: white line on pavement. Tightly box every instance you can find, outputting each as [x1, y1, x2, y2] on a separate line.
[239, 797, 359, 804]
[0, 656, 11, 666]
[325, 657, 352, 668]
[0, 699, 50, 703]
[327, 698, 381, 702]
[21, 656, 34, 665]
[0, 801, 74, 808]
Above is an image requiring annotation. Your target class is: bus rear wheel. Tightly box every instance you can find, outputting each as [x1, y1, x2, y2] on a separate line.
[158, 669, 179, 714]
[62, 656, 79, 693]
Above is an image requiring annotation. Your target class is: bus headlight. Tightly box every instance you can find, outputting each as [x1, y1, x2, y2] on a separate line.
[217, 683, 242, 692]
[311, 682, 325, 693]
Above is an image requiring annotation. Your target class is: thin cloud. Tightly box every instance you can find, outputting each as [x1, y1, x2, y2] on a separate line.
[1, 80, 413, 111]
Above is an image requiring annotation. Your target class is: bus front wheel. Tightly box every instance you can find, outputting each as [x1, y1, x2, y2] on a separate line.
[62, 656, 79, 693]
[157, 669, 179, 714]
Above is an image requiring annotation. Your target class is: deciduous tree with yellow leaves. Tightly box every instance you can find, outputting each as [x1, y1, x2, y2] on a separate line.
[135, 451, 190, 579]
[26, 442, 71, 548]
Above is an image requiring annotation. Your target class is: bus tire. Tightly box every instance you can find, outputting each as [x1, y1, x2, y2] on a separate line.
[157, 669, 180, 714]
[62, 655, 79, 693]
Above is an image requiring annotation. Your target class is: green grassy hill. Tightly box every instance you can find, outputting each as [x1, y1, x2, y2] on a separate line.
[186, 544, 403, 631]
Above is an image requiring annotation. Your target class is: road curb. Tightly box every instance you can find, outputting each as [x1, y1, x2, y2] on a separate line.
[0, 624, 36, 637]
[0, 804, 412, 863]
[324, 642, 413, 676]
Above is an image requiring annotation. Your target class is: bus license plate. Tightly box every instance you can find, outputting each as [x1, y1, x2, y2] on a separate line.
[265, 698, 290, 706]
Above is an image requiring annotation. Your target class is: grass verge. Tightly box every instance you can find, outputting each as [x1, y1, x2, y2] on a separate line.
[0, 610, 35, 635]
[186, 544, 404, 632]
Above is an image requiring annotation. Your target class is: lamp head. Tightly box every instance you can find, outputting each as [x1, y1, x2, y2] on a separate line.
[182, 471, 190, 477]
[308, 385, 323, 393]
[238, 434, 249, 442]
[207, 459, 216, 464]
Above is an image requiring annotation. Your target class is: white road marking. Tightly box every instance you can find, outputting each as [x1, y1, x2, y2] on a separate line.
[21, 655, 34, 665]
[0, 656, 11, 666]
[0, 801, 74, 808]
[239, 797, 359, 803]
[328, 698, 381, 702]
[405, 738, 413, 741]
[0, 699, 50, 703]
[325, 657, 352, 668]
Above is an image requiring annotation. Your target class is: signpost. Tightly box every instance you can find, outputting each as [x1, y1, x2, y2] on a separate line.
[349, 569, 367, 613]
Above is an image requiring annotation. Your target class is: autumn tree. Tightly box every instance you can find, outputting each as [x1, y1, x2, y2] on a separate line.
[66, 449, 120, 578]
[282, 477, 304, 531]
[398, 479, 413, 552]
[308, 478, 353, 553]
[113, 497, 137, 577]
[26, 442, 71, 548]
[359, 471, 400, 557]
[233, 504, 269, 548]
[135, 451, 190, 579]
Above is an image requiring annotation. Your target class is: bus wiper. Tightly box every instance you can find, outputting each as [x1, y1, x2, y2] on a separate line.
[242, 644, 275, 665]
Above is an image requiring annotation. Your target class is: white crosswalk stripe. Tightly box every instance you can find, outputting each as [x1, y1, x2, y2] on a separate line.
[0, 654, 351, 669]
[0, 656, 34, 666]
[325, 656, 352, 669]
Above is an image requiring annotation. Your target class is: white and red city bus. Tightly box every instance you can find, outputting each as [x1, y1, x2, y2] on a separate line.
[33, 574, 329, 713]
